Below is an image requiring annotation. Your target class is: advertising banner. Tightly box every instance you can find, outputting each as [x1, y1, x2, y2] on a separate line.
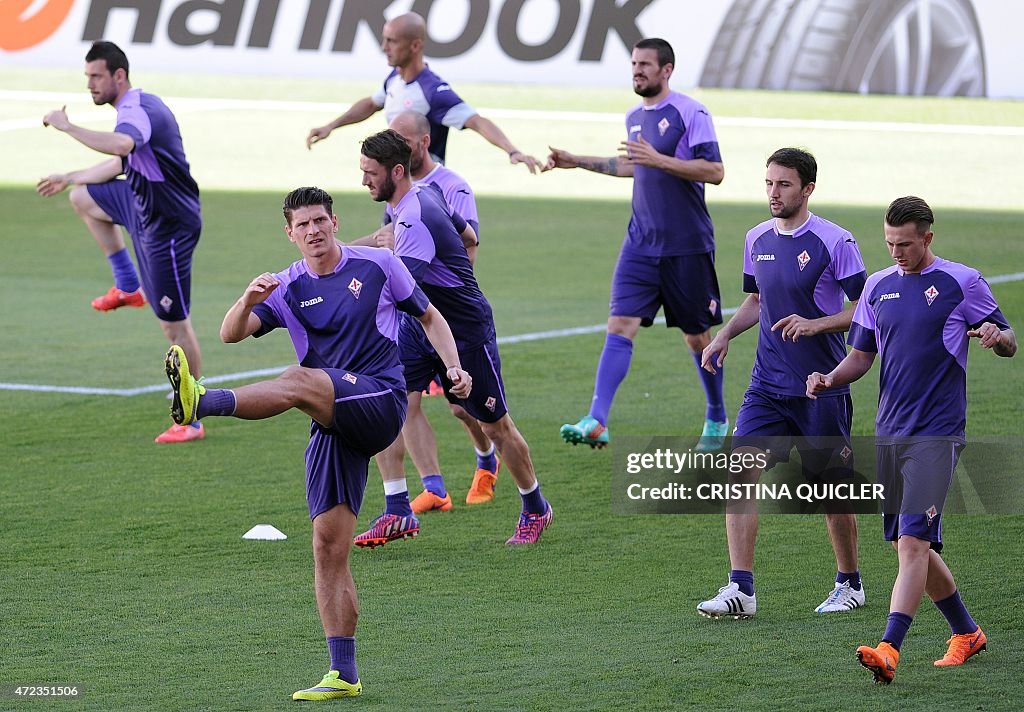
[2, 0, 1020, 97]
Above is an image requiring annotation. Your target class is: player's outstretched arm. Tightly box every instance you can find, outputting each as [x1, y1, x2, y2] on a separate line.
[416, 305, 472, 399]
[968, 323, 1017, 357]
[543, 146, 632, 177]
[221, 273, 280, 342]
[43, 106, 134, 156]
[806, 348, 875, 399]
[307, 96, 380, 149]
[36, 157, 123, 197]
[702, 294, 761, 374]
[463, 114, 540, 173]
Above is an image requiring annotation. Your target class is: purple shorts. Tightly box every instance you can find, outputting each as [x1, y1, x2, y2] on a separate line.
[87, 180, 200, 322]
[732, 387, 854, 478]
[609, 250, 722, 333]
[304, 369, 407, 520]
[879, 439, 963, 552]
[399, 321, 507, 424]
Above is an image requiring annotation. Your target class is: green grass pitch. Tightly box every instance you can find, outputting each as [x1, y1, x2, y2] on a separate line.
[1, 67, 1022, 711]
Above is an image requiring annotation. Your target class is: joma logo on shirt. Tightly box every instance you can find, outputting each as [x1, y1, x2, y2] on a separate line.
[300, 297, 324, 307]
[879, 292, 901, 301]
[756, 254, 775, 261]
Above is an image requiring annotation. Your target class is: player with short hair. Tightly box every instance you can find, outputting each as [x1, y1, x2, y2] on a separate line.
[164, 186, 470, 700]
[355, 129, 553, 546]
[38, 40, 206, 444]
[306, 11, 539, 172]
[544, 37, 728, 451]
[697, 148, 867, 619]
[354, 110, 501, 513]
[807, 195, 1016, 684]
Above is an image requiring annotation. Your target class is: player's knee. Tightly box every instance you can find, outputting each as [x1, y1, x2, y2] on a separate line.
[481, 416, 526, 451]
[896, 534, 931, 558]
[448, 403, 472, 422]
[68, 184, 90, 212]
[278, 365, 319, 401]
[312, 527, 350, 566]
[685, 330, 711, 353]
[607, 316, 639, 339]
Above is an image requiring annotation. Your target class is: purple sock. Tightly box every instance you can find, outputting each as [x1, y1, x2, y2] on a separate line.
[934, 590, 977, 635]
[107, 248, 140, 293]
[729, 569, 755, 596]
[691, 352, 726, 423]
[882, 612, 914, 650]
[476, 447, 498, 473]
[837, 570, 862, 591]
[385, 493, 412, 517]
[327, 636, 358, 683]
[520, 484, 547, 515]
[422, 474, 447, 498]
[589, 333, 633, 425]
[195, 388, 236, 419]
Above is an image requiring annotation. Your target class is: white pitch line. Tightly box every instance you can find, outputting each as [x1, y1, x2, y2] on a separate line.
[0, 307, 740, 397]
[5, 90, 1024, 136]
[6, 263, 1024, 397]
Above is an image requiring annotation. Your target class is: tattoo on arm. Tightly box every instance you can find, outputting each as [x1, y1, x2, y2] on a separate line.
[579, 157, 618, 175]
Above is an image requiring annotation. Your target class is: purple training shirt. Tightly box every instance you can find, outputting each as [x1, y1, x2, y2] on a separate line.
[848, 257, 1009, 438]
[251, 244, 429, 390]
[372, 66, 476, 164]
[745, 213, 867, 396]
[114, 87, 201, 238]
[625, 91, 721, 257]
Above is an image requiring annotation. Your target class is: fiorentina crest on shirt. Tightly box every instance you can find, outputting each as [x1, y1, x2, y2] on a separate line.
[657, 117, 670, 136]
[924, 285, 939, 306]
[348, 278, 363, 299]
[796, 250, 810, 271]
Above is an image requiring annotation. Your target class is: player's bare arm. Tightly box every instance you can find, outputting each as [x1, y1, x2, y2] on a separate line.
[544, 146, 632, 177]
[346, 223, 394, 249]
[807, 348, 876, 399]
[306, 96, 380, 149]
[968, 323, 1017, 357]
[36, 157, 123, 197]
[620, 135, 724, 184]
[773, 300, 859, 343]
[416, 305, 472, 398]
[702, 293, 761, 374]
[43, 105, 135, 156]
[459, 223, 478, 264]
[220, 273, 280, 342]
[462, 114, 540, 174]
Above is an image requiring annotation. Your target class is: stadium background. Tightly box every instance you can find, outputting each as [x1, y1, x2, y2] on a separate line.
[2, 1, 1022, 709]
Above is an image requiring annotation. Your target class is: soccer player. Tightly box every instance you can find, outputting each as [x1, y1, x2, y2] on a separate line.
[355, 129, 553, 546]
[696, 148, 867, 619]
[355, 110, 502, 511]
[306, 11, 540, 172]
[544, 38, 728, 451]
[38, 40, 206, 444]
[807, 196, 1016, 684]
[164, 186, 471, 700]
